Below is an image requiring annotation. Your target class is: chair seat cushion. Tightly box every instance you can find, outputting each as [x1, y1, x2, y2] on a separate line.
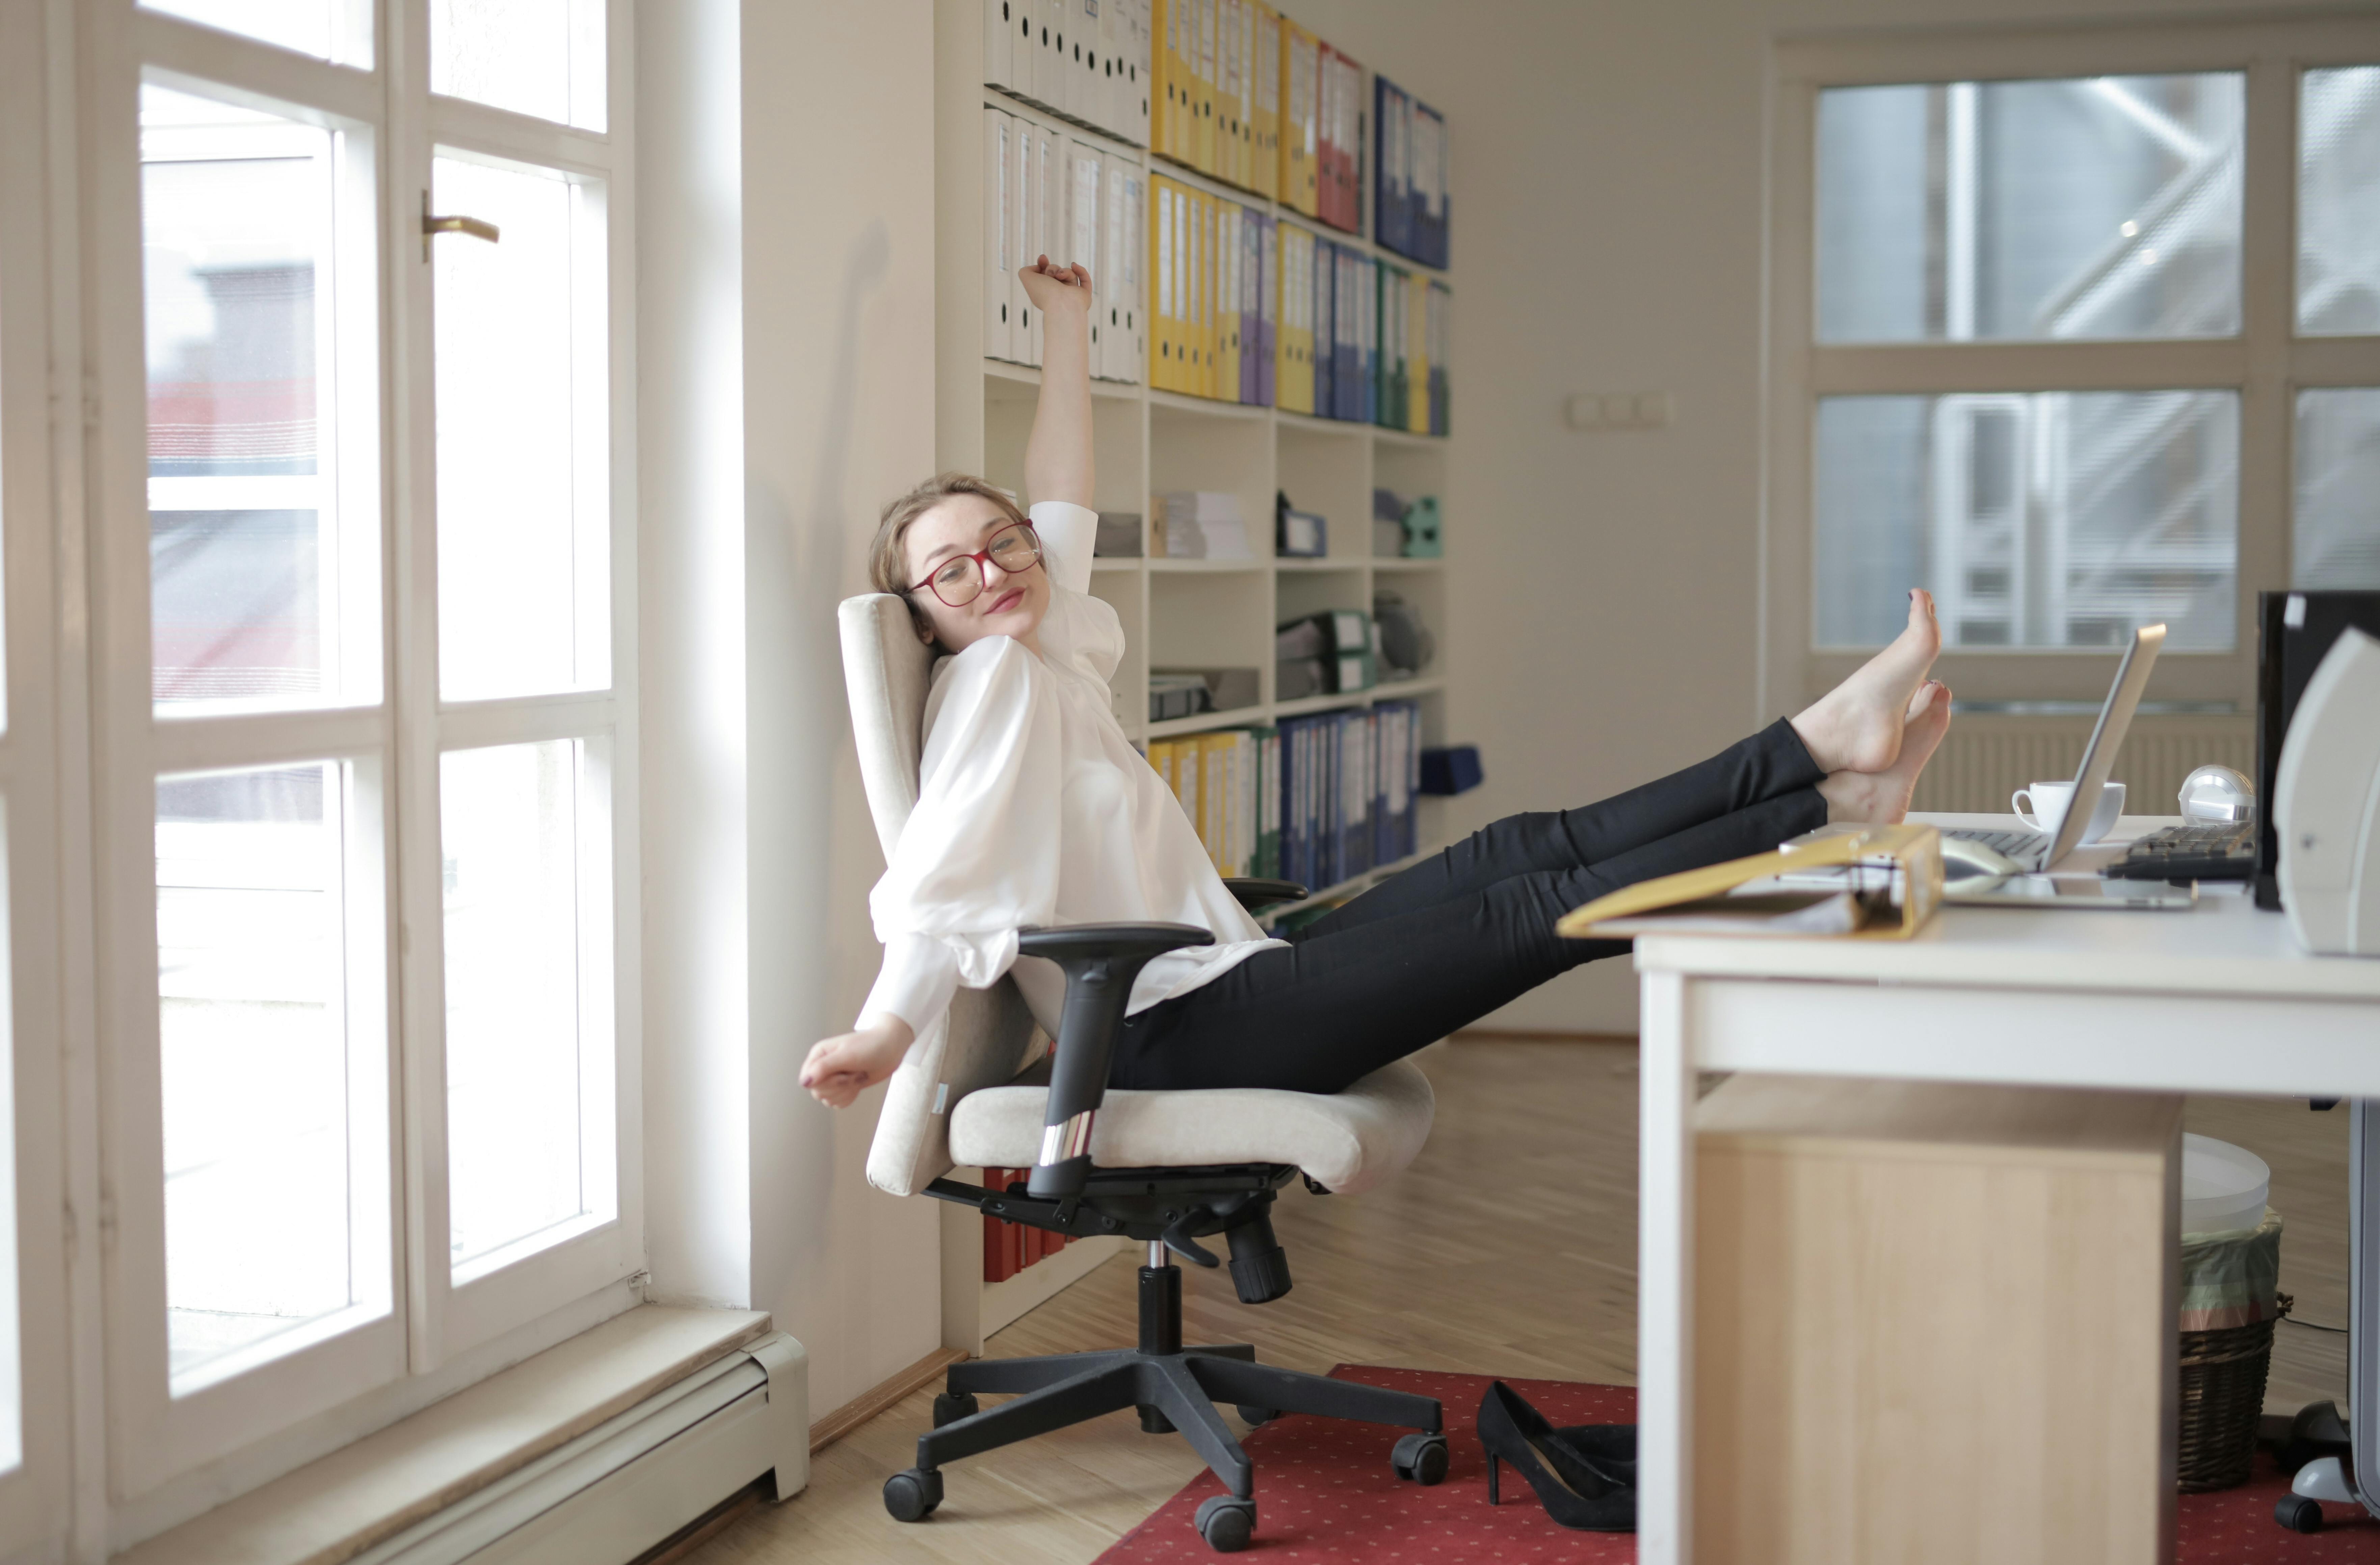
[946, 1060, 1434, 1198]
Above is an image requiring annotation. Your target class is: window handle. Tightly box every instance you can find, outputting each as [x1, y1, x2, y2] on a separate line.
[425, 214, 499, 242]
[421, 191, 499, 259]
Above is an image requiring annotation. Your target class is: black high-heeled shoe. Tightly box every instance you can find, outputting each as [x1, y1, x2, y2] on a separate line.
[1551, 1422, 1636, 1485]
[1477, 1382, 1636, 1532]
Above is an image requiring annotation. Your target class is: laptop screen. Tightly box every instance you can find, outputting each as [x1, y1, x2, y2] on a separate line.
[2045, 623, 2166, 869]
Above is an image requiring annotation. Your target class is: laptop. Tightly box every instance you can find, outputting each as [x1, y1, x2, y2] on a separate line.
[1956, 622, 2167, 874]
[1941, 622, 2198, 908]
[1780, 623, 2196, 909]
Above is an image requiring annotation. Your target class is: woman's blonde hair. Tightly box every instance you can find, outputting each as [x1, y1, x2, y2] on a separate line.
[869, 473, 1031, 636]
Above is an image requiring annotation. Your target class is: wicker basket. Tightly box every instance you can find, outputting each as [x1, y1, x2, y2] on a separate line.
[2176, 1292, 2290, 1493]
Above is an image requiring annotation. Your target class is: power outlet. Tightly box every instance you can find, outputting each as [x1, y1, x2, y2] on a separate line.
[1566, 391, 1674, 432]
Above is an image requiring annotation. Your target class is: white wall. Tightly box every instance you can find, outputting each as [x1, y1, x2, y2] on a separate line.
[639, 0, 947, 1421]
[1283, 0, 2316, 1034]
[738, 0, 948, 1419]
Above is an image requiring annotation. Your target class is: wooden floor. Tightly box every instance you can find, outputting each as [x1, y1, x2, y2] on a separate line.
[679, 1040, 2353, 1565]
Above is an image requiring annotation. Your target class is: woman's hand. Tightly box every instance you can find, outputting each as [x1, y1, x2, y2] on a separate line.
[801, 1016, 916, 1109]
[1020, 257, 1092, 317]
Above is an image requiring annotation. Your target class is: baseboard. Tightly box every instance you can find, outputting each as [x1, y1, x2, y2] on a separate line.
[1452, 1028, 1637, 1046]
[807, 1346, 968, 1454]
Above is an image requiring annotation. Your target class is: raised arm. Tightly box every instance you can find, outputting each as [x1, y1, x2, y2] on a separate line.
[1022, 258, 1095, 510]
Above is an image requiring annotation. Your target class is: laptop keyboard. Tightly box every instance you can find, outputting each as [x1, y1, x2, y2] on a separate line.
[1946, 827, 2048, 859]
[1945, 822, 2255, 881]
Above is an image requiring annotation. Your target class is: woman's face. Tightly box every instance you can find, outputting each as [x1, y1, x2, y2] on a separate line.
[903, 495, 1050, 655]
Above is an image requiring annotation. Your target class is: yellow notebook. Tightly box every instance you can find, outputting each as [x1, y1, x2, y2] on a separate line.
[1557, 822, 1946, 942]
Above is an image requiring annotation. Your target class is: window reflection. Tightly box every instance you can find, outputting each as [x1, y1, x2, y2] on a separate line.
[1818, 74, 2244, 342]
[158, 763, 389, 1394]
[142, 84, 375, 713]
[1816, 391, 2239, 650]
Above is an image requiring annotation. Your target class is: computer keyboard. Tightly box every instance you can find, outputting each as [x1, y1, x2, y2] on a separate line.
[2101, 822, 2256, 882]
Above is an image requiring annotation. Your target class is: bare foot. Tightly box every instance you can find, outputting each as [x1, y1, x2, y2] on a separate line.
[1819, 681, 1952, 825]
[1791, 591, 1941, 773]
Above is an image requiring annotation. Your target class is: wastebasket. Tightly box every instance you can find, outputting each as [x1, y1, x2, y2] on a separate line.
[2177, 1133, 2285, 1493]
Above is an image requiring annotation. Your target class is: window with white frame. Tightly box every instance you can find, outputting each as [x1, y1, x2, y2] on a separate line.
[94, 0, 637, 1497]
[1767, 19, 2380, 711]
[0, 0, 79, 1549]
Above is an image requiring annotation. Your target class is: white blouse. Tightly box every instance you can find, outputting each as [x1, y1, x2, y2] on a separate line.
[859, 500, 1285, 1040]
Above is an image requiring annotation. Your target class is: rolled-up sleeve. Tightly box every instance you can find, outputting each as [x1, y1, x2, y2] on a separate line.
[859, 933, 961, 1035]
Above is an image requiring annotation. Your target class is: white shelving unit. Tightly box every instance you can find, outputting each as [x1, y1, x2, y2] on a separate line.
[930, 0, 1457, 1344]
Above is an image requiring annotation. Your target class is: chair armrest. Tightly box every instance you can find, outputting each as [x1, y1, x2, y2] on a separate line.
[1223, 877, 1309, 911]
[1014, 923, 1212, 1200]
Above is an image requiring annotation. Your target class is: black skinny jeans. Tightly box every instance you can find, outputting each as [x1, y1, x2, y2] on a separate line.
[1107, 719, 1828, 1095]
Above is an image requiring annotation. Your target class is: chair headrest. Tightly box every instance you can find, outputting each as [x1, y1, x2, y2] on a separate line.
[839, 594, 934, 862]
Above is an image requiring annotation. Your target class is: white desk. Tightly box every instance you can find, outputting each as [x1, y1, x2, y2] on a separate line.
[1631, 814, 2380, 1564]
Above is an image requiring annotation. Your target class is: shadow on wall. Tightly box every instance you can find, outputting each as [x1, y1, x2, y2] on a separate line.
[747, 216, 893, 1316]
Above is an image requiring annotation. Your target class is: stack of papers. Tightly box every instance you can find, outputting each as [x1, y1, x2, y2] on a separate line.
[1155, 492, 1254, 559]
[1578, 889, 1868, 938]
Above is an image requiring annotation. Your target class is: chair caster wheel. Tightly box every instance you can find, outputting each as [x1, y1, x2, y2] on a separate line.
[932, 1391, 979, 1428]
[883, 1467, 943, 1522]
[2277, 1495, 2325, 1534]
[1236, 1405, 1278, 1426]
[1392, 1431, 1449, 1485]
[1194, 1494, 1255, 1553]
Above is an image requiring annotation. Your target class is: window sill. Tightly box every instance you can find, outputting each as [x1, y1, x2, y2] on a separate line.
[115, 1305, 771, 1565]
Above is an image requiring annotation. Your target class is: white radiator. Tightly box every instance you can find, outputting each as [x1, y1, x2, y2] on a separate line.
[348, 1333, 808, 1565]
[1911, 714, 2255, 817]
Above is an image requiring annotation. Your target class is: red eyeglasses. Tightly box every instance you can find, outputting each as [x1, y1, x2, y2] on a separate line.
[908, 521, 1043, 608]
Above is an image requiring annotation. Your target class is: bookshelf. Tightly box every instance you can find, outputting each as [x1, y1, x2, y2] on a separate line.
[930, 0, 1456, 1338]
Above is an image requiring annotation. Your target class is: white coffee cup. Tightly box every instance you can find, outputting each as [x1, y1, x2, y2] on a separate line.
[2012, 780, 2126, 845]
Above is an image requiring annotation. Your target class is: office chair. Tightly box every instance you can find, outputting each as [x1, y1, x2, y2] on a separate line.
[840, 594, 1446, 1555]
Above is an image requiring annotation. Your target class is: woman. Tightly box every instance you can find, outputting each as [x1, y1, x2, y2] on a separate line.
[801, 259, 1950, 1108]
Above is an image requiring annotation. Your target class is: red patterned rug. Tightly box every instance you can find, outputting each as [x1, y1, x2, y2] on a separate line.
[1095, 1366, 1637, 1562]
[1090, 1366, 2380, 1561]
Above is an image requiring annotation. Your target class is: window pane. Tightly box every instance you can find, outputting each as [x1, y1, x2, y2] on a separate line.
[143, 85, 378, 714]
[430, 0, 607, 131]
[139, 0, 369, 65]
[1815, 390, 2238, 650]
[159, 763, 389, 1394]
[433, 157, 610, 702]
[2295, 389, 2380, 588]
[1817, 75, 2243, 342]
[2300, 67, 2380, 336]
[442, 741, 613, 1281]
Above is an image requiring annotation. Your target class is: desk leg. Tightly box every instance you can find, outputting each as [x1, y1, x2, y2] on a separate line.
[1638, 969, 1694, 1564]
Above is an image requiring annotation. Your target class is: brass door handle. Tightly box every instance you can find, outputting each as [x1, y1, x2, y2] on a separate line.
[424, 214, 499, 242]
[421, 191, 499, 259]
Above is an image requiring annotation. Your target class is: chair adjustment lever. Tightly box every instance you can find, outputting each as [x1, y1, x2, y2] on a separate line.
[1160, 1209, 1222, 1268]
